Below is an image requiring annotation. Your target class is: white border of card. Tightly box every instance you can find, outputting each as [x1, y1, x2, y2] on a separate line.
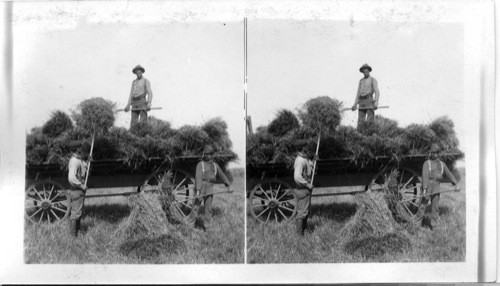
[0, 0, 496, 283]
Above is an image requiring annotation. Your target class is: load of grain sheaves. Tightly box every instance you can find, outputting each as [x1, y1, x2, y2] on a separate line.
[26, 97, 237, 169]
[246, 96, 463, 168]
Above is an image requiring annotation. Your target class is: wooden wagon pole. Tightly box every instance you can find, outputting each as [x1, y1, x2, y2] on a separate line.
[116, 107, 163, 112]
[84, 133, 95, 186]
[310, 133, 321, 186]
[341, 106, 389, 112]
[399, 188, 461, 203]
[177, 190, 232, 203]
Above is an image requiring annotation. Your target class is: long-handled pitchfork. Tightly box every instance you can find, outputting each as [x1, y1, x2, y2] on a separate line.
[116, 107, 163, 112]
[84, 133, 95, 186]
[310, 133, 321, 186]
[398, 188, 461, 204]
[341, 106, 389, 112]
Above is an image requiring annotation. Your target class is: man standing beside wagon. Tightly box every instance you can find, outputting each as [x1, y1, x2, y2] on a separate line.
[414, 144, 460, 230]
[293, 140, 315, 236]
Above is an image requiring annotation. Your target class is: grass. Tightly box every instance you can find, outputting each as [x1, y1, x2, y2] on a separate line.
[247, 168, 466, 263]
[24, 171, 245, 264]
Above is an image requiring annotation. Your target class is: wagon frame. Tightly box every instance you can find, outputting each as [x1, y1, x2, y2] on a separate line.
[247, 153, 462, 223]
[25, 155, 233, 225]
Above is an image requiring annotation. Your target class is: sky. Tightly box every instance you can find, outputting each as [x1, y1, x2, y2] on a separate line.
[14, 6, 245, 168]
[248, 19, 465, 163]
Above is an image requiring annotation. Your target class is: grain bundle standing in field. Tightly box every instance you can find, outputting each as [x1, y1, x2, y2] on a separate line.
[336, 171, 411, 258]
[124, 65, 154, 127]
[114, 173, 185, 262]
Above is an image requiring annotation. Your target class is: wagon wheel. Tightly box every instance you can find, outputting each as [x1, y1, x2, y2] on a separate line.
[369, 167, 423, 222]
[25, 180, 70, 224]
[140, 168, 195, 219]
[248, 179, 298, 223]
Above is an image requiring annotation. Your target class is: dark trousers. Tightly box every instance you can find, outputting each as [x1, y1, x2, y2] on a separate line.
[357, 94, 375, 126]
[187, 194, 214, 227]
[414, 180, 441, 226]
[131, 100, 148, 125]
[187, 182, 215, 228]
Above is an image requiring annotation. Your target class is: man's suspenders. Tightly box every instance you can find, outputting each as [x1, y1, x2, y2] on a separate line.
[201, 161, 217, 180]
[428, 160, 444, 177]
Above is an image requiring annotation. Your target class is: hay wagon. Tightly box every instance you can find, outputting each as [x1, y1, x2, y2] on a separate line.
[25, 155, 232, 224]
[247, 153, 462, 223]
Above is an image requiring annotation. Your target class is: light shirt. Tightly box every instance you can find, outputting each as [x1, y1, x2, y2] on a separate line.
[293, 153, 313, 187]
[130, 77, 152, 100]
[357, 76, 379, 97]
[195, 160, 231, 191]
[68, 155, 87, 189]
[422, 159, 458, 189]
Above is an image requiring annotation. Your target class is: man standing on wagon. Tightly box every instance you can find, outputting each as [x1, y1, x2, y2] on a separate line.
[67, 140, 89, 237]
[414, 144, 460, 230]
[187, 145, 233, 230]
[124, 65, 153, 127]
[351, 63, 380, 127]
[293, 140, 314, 236]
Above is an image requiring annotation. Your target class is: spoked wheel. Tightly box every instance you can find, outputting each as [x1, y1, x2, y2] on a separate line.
[25, 180, 69, 224]
[248, 179, 298, 223]
[369, 167, 423, 221]
[140, 168, 196, 219]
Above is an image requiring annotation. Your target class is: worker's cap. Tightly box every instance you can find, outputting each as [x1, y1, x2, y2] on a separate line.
[430, 144, 441, 153]
[203, 145, 215, 155]
[132, 65, 145, 74]
[68, 140, 85, 151]
[359, 63, 372, 73]
[294, 139, 315, 152]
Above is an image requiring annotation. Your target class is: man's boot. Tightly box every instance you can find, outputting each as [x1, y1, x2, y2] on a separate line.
[75, 218, 82, 236]
[68, 219, 77, 237]
[295, 218, 303, 236]
[302, 216, 308, 234]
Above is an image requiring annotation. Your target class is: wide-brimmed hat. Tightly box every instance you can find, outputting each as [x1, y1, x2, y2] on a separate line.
[132, 65, 145, 74]
[359, 63, 372, 73]
[430, 144, 441, 153]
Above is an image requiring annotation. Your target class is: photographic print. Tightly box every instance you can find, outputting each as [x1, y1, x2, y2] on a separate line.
[15, 2, 245, 264]
[246, 18, 468, 263]
[0, 0, 495, 284]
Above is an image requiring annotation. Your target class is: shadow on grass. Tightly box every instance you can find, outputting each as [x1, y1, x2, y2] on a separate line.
[199, 206, 223, 217]
[310, 202, 357, 222]
[438, 205, 451, 216]
[84, 204, 132, 223]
